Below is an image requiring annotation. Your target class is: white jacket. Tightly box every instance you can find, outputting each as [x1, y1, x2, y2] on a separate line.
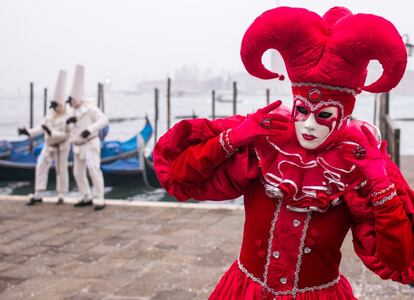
[28, 110, 70, 148]
[68, 101, 108, 158]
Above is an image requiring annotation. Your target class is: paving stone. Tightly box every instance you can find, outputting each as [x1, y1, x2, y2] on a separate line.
[17, 245, 49, 257]
[0, 262, 17, 273]
[0, 276, 26, 293]
[0, 261, 52, 278]
[151, 288, 197, 300]
[0, 276, 61, 300]
[29, 278, 93, 300]
[64, 290, 107, 300]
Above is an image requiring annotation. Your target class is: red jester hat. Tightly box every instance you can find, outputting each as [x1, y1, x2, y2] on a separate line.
[240, 6, 407, 150]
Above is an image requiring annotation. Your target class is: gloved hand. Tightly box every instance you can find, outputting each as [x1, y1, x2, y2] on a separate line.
[66, 116, 77, 125]
[343, 125, 390, 188]
[49, 101, 59, 110]
[81, 130, 91, 138]
[228, 100, 289, 148]
[18, 127, 29, 136]
[41, 125, 52, 136]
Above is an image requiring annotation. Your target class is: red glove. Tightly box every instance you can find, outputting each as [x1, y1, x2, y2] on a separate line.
[343, 125, 391, 190]
[228, 100, 289, 148]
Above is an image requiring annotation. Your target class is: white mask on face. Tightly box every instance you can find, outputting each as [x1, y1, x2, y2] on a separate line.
[294, 106, 339, 150]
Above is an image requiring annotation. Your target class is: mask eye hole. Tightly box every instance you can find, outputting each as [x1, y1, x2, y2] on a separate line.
[296, 106, 308, 115]
[318, 111, 333, 119]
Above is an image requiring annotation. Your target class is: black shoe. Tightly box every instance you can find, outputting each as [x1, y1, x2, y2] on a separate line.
[26, 197, 42, 206]
[94, 204, 106, 211]
[56, 198, 64, 205]
[74, 199, 93, 207]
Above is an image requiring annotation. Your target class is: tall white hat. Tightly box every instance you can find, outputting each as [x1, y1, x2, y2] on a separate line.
[52, 70, 67, 105]
[70, 64, 86, 101]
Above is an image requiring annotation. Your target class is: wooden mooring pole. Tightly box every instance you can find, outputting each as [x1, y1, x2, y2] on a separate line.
[266, 88, 270, 105]
[212, 90, 216, 120]
[101, 83, 105, 113]
[154, 88, 159, 142]
[167, 78, 171, 130]
[30, 82, 34, 128]
[43, 88, 48, 116]
[97, 83, 101, 109]
[232, 81, 237, 115]
[97, 83, 105, 113]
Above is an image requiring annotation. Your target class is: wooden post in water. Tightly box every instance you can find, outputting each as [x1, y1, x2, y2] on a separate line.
[97, 83, 105, 112]
[266, 88, 270, 105]
[30, 82, 34, 128]
[232, 81, 237, 115]
[97, 83, 101, 109]
[43, 88, 48, 116]
[212, 90, 216, 120]
[167, 77, 171, 130]
[100, 83, 105, 113]
[154, 88, 159, 142]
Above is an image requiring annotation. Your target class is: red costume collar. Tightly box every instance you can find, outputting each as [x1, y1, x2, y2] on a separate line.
[254, 119, 366, 212]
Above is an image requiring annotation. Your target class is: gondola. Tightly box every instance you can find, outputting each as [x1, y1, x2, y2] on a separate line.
[100, 150, 161, 188]
[141, 151, 161, 189]
[0, 135, 44, 159]
[0, 118, 153, 184]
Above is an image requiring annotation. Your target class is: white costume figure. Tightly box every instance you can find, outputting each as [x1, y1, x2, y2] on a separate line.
[19, 70, 70, 205]
[67, 65, 108, 211]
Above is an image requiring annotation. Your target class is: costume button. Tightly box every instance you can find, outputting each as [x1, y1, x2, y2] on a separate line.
[272, 251, 280, 259]
[293, 219, 301, 227]
[257, 250, 266, 258]
[280, 277, 287, 284]
[255, 239, 263, 247]
[304, 247, 311, 254]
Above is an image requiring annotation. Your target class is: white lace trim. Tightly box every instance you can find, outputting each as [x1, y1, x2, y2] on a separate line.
[353, 180, 368, 190]
[263, 200, 283, 286]
[286, 205, 329, 213]
[262, 137, 358, 202]
[237, 259, 341, 296]
[266, 137, 317, 166]
[372, 190, 397, 206]
[293, 212, 312, 297]
[219, 131, 232, 157]
[291, 82, 357, 96]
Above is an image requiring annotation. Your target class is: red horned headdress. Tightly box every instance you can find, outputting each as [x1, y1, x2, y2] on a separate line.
[241, 6, 407, 116]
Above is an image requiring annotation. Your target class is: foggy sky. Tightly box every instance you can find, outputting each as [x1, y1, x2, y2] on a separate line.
[0, 0, 413, 94]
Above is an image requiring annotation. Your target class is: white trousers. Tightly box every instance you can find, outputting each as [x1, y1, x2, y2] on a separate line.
[73, 150, 105, 205]
[35, 145, 69, 195]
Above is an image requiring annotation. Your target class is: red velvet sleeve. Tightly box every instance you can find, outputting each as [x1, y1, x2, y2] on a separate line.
[344, 159, 414, 283]
[153, 117, 259, 201]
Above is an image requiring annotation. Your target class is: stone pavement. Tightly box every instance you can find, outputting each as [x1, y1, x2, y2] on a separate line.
[0, 197, 413, 300]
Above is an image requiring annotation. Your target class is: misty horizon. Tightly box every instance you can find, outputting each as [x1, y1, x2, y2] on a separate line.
[1, 0, 413, 96]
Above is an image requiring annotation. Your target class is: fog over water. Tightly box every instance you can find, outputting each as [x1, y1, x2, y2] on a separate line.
[0, 0, 413, 94]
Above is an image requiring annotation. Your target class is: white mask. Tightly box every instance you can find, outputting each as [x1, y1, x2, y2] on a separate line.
[294, 100, 339, 150]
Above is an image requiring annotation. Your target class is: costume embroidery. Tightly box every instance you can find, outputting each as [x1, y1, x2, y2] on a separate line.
[263, 200, 283, 286]
[372, 190, 397, 206]
[291, 82, 358, 96]
[238, 258, 341, 297]
[293, 212, 312, 297]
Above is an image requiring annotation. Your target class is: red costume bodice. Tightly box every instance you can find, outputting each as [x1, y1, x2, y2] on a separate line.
[154, 116, 414, 299]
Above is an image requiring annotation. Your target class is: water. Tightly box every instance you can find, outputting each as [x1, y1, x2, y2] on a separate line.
[0, 91, 413, 201]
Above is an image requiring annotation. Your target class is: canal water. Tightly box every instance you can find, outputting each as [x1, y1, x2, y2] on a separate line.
[0, 90, 413, 202]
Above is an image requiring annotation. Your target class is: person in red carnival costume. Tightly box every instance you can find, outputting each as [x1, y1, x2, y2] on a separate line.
[154, 6, 414, 300]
